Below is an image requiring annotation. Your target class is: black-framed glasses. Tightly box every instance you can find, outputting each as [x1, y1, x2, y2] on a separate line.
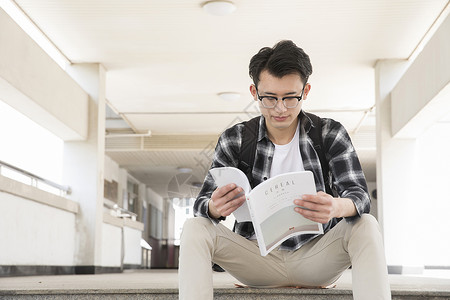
[256, 83, 307, 109]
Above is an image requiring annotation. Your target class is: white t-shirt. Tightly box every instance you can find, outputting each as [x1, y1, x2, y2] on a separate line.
[249, 122, 305, 241]
[269, 122, 305, 178]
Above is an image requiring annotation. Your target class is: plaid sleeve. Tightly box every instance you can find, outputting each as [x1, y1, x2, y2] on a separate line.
[322, 119, 371, 222]
[193, 124, 242, 223]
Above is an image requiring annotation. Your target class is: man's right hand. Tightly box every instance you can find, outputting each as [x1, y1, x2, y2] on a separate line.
[208, 184, 246, 219]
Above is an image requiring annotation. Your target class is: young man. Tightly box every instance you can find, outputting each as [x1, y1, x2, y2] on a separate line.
[179, 40, 391, 299]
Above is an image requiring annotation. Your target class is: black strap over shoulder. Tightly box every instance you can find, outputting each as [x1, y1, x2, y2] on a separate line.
[304, 112, 335, 196]
[238, 116, 260, 189]
[238, 113, 336, 196]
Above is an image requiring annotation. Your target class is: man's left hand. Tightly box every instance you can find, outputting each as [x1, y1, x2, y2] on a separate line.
[294, 191, 340, 224]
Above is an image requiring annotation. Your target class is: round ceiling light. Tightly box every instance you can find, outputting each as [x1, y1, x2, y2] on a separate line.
[177, 167, 192, 173]
[218, 92, 241, 101]
[202, 0, 236, 16]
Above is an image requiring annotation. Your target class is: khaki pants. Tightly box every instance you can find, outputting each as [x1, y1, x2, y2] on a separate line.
[179, 214, 391, 300]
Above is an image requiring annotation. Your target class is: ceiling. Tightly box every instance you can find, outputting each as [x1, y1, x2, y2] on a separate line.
[12, 0, 449, 198]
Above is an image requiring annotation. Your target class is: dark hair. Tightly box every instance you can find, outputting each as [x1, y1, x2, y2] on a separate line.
[249, 40, 312, 86]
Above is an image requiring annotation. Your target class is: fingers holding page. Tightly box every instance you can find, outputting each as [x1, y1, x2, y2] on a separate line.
[210, 184, 246, 218]
[293, 192, 335, 224]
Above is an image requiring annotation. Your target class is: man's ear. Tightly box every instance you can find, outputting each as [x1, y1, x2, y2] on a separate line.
[303, 83, 311, 100]
[249, 84, 257, 100]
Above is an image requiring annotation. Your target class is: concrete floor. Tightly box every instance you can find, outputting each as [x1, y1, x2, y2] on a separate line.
[1, 269, 450, 293]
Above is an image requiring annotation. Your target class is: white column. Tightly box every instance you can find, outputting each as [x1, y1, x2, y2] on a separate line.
[62, 63, 107, 271]
[375, 60, 420, 273]
[375, 13, 450, 274]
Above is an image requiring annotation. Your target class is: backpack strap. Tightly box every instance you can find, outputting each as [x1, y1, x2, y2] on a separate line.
[238, 116, 260, 189]
[304, 112, 335, 196]
[238, 113, 335, 196]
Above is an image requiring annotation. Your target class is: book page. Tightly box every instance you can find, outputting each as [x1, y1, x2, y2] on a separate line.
[247, 171, 323, 256]
[209, 167, 252, 222]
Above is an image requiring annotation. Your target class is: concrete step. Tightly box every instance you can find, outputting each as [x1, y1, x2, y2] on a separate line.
[1, 288, 450, 300]
[1, 269, 450, 299]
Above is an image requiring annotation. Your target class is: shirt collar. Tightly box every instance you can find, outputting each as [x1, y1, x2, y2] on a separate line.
[257, 115, 268, 142]
[258, 110, 313, 142]
[299, 110, 314, 134]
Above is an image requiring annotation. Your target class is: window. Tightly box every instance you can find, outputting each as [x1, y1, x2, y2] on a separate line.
[126, 180, 139, 214]
[148, 204, 163, 239]
[104, 179, 118, 202]
[0, 101, 63, 193]
[173, 197, 195, 246]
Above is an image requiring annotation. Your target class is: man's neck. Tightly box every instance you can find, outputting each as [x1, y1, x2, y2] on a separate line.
[267, 117, 299, 145]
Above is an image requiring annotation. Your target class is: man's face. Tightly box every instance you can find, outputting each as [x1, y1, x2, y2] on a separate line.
[250, 70, 310, 133]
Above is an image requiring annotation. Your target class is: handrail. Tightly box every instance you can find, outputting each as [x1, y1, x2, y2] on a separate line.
[0, 160, 71, 195]
[104, 201, 137, 220]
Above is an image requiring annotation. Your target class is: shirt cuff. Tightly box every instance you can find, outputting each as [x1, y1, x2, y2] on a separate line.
[343, 195, 363, 223]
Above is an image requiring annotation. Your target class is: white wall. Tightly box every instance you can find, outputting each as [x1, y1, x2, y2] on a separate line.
[104, 155, 120, 183]
[414, 123, 450, 266]
[0, 6, 145, 272]
[100, 223, 122, 267]
[103, 157, 145, 267]
[104, 156, 135, 209]
[147, 187, 164, 212]
[102, 212, 144, 268]
[0, 8, 88, 141]
[376, 14, 450, 271]
[391, 15, 450, 138]
[123, 226, 142, 266]
[118, 169, 128, 207]
[0, 191, 76, 265]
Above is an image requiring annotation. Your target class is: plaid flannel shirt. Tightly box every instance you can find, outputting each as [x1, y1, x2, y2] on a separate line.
[193, 110, 370, 251]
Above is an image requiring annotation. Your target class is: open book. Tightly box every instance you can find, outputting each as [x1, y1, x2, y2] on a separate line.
[210, 167, 323, 256]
